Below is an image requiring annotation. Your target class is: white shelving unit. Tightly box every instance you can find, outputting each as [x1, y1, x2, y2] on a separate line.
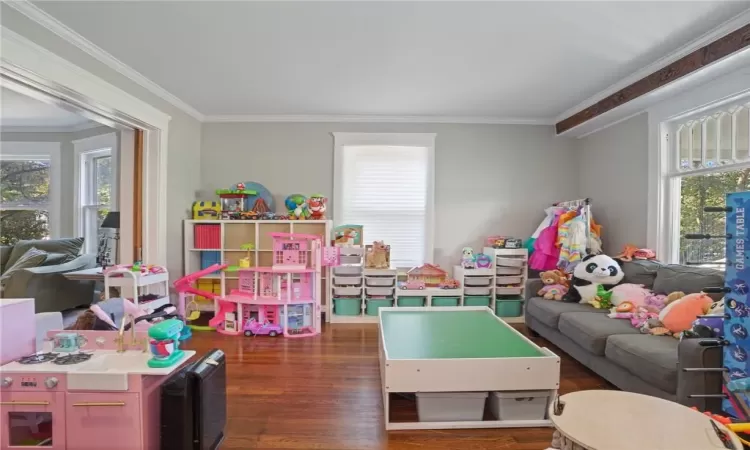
[329, 246, 399, 323]
[183, 219, 332, 314]
[487, 247, 529, 324]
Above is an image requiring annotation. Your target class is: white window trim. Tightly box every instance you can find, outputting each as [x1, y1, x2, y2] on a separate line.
[0, 141, 62, 239]
[332, 132, 436, 265]
[648, 66, 750, 263]
[73, 132, 119, 242]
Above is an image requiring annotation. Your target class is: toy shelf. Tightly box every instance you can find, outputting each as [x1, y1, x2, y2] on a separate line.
[184, 219, 332, 311]
[104, 268, 171, 310]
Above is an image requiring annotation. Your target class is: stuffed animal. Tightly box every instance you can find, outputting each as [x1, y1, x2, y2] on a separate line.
[562, 254, 624, 304]
[682, 298, 726, 339]
[588, 285, 614, 309]
[307, 195, 327, 220]
[365, 241, 389, 269]
[657, 292, 714, 336]
[537, 270, 569, 300]
[461, 247, 476, 269]
[609, 305, 658, 330]
[609, 283, 652, 308]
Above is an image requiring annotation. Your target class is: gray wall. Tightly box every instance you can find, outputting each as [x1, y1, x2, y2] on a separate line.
[1, 125, 117, 237]
[201, 122, 579, 267]
[2, 5, 203, 278]
[577, 113, 649, 254]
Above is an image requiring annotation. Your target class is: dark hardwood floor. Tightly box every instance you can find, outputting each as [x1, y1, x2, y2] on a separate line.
[182, 323, 612, 450]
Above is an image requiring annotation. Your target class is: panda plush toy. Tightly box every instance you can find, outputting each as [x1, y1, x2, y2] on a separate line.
[562, 254, 624, 303]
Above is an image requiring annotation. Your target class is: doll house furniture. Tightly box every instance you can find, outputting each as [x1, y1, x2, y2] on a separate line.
[210, 232, 323, 338]
[406, 264, 447, 287]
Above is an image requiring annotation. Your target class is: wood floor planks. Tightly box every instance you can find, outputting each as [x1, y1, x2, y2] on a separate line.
[182, 323, 612, 449]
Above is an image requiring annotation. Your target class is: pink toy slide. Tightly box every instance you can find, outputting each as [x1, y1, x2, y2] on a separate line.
[208, 300, 235, 328]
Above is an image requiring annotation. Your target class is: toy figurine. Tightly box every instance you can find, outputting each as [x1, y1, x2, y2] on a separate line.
[285, 194, 309, 220]
[308, 195, 327, 220]
[461, 247, 476, 269]
[365, 241, 390, 269]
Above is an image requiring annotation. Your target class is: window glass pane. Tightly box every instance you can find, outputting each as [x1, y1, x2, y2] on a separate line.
[339, 145, 429, 268]
[0, 160, 49, 206]
[719, 113, 732, 163]
[94, 155, 111, 205]
[737, 107, 749, 161]
[678, 126, 690, 169]
[0, 210, 49, 245]
[691, 122, 703, 169]
[679, 169, 750, 267]
[705, 116, 718, 168]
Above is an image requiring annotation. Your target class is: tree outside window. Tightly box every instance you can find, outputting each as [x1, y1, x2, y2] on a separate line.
[0, 159, 51, 245]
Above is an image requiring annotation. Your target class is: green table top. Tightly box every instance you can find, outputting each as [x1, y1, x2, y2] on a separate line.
[381, 310, 544, 359]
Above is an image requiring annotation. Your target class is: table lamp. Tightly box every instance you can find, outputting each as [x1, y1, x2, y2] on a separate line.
[98, 211, 120, 268]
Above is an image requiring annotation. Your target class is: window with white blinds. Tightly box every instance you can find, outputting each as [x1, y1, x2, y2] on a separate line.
[333, 133, 435, 268]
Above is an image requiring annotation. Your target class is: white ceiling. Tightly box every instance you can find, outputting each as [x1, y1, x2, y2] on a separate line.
[0, 87, 95, 129]
[29, 1, 750, 121]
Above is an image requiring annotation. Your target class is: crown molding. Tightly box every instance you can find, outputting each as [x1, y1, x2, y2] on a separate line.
[203, 114, 554, 125]
[5, 0, 205, 122]
[554, 8, 750, 125]
[1, 121, 104, 133]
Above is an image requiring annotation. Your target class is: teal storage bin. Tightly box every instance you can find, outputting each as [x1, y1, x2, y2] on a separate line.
[432, 297, 459, 307]
[495, 299, 523, 317]
[398, 296, 425, 307]
[464, 296, 491, 307]
[366, 298, 393, 315]
[334, 298, 362, 316]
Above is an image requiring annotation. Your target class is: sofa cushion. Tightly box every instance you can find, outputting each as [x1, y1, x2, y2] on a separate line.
[621, 260, 662, 288]
[652, 264, 724, 298]
[6, 237, 84, 269]
[0, 247, 48, 286]
[42, 252, 69, 266]
[0, 246, 13, 274]
[605, 334, 679, 394]
[525, 297, 607, 329]
[558, 313, 642, 355]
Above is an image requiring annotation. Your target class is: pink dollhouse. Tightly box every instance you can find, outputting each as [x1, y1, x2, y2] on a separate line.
[212, 232, 322, 338]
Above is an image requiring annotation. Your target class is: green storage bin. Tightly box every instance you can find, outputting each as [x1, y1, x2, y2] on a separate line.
[495, 299, 523, 317]
[398, 296, 425, 307]
[432, 296, 459, 307]
[366, 298, 393, 315]
[464, 296, 491, 307]
[334, 298, 362, 316]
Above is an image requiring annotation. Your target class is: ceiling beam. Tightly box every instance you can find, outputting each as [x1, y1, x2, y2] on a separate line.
[555, 23, 750, 135]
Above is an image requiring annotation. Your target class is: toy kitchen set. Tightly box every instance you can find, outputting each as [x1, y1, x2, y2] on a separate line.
[0, 298, 226, 450]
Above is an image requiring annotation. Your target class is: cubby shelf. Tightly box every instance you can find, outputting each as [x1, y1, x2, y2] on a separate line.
[184, 219, 332, 311]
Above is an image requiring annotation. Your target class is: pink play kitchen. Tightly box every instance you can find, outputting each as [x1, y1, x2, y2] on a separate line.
[0, 298, 226, 450]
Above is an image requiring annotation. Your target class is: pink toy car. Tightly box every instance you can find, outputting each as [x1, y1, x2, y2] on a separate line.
[439, 279, 460, 289]
[400, 280, 425, 290]
[243, 318, 283, 337]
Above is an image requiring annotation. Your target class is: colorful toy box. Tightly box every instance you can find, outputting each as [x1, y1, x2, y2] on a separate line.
[192, 201, 221, 220]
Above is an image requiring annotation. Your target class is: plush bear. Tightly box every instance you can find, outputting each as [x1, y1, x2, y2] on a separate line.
[537, 270, 569, 301]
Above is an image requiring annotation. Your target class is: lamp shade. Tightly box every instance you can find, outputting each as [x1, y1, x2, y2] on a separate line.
[100, 211, 120, 229]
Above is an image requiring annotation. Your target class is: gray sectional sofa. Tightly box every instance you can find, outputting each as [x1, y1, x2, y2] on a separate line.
[525, 260, 725, 411]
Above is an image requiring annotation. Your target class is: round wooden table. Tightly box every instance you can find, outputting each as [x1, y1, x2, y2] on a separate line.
[548, 390, 743, 450]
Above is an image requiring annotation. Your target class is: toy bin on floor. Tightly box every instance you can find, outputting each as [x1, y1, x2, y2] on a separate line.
[365, 298, 393, 315]
[432, 297, 459, 307]
[495, 298, 523, 317]
[333, 298, 362, 316]
[397, 296, 425, 307]
[464, 296, 491, 307]
[489, 390, 549, 420]
[416, 392, 488, 422]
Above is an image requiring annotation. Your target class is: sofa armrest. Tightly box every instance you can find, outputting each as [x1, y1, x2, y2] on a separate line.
[676, 338, 723, 411]
[525, 278, 544, 301]
[3, 254, 97, 313]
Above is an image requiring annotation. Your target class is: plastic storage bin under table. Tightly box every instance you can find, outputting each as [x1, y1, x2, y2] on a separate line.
[416, 392, 488, 422]
[496, 276, 523, 285]
[333, 298, 362, 316]
[496, 286, 522, 296]
[495, 299, 523, 317]
[334, 286, 362, 296]
[367, 287, 394, 297]
[495, 257, 525, 268]
[333, 265, 363, 276]
[464, 286, 492, 296]
[464, 277, 492, 287]
[496, 266, 522, 275]
[365, 277, 395, 287]
[489, 390, 550, 421]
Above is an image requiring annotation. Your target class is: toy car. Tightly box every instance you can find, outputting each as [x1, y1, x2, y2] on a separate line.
[243, 318, 283, 337]
[439, 279, 460, 289]
[259, 212, 276, 220]
[400, 280, 425, 290]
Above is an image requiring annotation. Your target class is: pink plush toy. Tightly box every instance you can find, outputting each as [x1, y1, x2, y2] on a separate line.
[609, 283, 652, 308]
[608, 306, 658, 329]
